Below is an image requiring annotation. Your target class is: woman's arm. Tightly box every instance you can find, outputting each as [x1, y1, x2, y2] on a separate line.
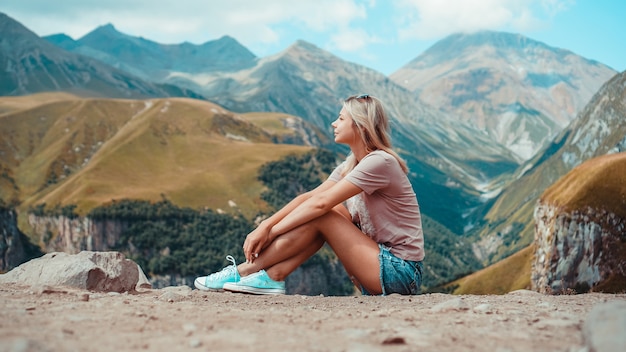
[270, 179, 361, 237]
[242, 178, 337, 261]
[244, 179, 362, 259]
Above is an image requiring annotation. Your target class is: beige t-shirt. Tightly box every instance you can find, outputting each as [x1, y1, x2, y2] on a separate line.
[328, 150, 425, 261]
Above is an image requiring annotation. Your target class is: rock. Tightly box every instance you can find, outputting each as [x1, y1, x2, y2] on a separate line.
[158, 286, 192, 302]
[533, 201, 626, 294]
[431, 298, 471, 313]
[473, 303, 493, 314]
[0, 251, 147, 293]
[582, 301, 626, 352]
[507, 289, 543, 296]
[136, 264, 152, 290]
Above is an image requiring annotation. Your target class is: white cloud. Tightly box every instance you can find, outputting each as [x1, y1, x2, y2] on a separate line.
[3, 0, 368, 46]
[393, 0, 573, 40]
[329, 28, 375, 52]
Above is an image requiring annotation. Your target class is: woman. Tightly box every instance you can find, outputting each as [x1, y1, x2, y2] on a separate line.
[195, 94, 425, 295]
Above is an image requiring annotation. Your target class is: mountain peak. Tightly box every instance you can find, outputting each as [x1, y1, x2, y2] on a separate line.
[79, 23, 127, 42]
[448, 30, 547, 48]
[98, 23, 117, 32]
[416, 30, 560, 65]
[0, 12, 41, 42]
[280, 40, 332, 60]
[0, 12, 66, 55]
[43, 33, 80, 50]
[284, 40, 323, 53]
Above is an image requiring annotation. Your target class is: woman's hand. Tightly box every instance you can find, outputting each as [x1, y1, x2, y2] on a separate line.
[243, 225, 272, 263]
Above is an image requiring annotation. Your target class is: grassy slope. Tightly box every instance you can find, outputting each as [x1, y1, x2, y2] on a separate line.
[241, 112, 299, 136]
[0, 96, 312, 220]
[541, 152, 626, 219]
[450, 152, 626, 295]
[0, 92, 79, 114]
[448, 245, 533, 295]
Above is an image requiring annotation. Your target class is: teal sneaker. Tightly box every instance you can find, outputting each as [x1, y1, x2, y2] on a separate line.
[223, 270, 285, 295]
[194, 255, 239, 291]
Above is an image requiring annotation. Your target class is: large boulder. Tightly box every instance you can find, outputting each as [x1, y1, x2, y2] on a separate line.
[532, 153, 626, 293]
[0, 251, 151, 292]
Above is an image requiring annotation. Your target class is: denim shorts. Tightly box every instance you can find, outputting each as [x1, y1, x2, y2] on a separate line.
[362, 244, 423, 296]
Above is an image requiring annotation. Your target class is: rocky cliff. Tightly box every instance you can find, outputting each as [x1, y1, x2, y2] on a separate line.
[532, 153, 626, 293]
[27, 214, 125, 254]
[0, 208, 41, 272]
[532, 203, 626, 293]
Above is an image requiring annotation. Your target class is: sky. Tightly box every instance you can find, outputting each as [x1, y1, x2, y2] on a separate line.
[2, 0, 624, 75]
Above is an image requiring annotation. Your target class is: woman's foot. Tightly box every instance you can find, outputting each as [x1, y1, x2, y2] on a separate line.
[194, 255, 240, 291]
[223, 270, 285, 295]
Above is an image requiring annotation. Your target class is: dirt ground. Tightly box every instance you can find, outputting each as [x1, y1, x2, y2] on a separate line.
[0, 283, 624, 352]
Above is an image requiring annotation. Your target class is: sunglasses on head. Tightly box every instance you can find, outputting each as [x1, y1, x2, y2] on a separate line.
[355, 94, 370, 99]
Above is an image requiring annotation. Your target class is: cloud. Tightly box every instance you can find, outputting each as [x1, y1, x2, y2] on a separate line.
[329, 28, 378, 52]
[3, 0, 368, 46]
[393, 0, 573, 40]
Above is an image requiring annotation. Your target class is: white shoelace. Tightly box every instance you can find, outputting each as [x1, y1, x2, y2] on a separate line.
[210, 255, 238, 280]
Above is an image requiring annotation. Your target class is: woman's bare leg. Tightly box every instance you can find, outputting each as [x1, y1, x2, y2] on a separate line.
[238, 229, 325, 281]
[237, 205, 350, 279]
[313, 211, 382, 294]
[237, 205, 382, 294]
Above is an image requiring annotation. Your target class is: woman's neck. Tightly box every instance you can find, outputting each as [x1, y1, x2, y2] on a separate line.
[351, 142, 369, 162]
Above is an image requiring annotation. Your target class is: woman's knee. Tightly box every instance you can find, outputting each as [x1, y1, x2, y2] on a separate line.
[332, 204, 351, 221]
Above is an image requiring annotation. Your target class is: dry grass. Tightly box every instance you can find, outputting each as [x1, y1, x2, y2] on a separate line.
[241, 112, 298, 136]
[0, 95, 312, 219]
[448, 244, 533, 295]
[0, 92, 79, 115]
[542, 152, 626, 219]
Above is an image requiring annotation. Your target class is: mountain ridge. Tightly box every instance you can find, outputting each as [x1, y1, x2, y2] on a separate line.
[390, 30, 617, 161]
[471, 69, 626, 264]
[46, 22, 258, 82]
[0, 13, 203, 100]
[3, 12, 625, 293]
[196, 38, 521, 234]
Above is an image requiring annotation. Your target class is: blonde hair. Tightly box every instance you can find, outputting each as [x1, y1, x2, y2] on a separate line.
[340, 94, 408, 176]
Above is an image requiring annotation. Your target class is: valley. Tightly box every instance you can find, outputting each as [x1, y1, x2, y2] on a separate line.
[1, 11, 624, 295]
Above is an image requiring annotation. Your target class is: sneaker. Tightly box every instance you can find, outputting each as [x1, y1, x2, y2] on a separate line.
[194, 255, 239, 291]
[223, 270, 285, 295]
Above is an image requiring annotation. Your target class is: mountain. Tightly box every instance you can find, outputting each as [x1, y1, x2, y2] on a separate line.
[390, 31, 617, 161]
[197, 40, 520, 234]
[1, 13, 489, 287]
[0, 13, 202, 99]
[0, 93, 481, 289]
[0, 94, 321, 217]
[41, 22, 619, 237]
[44, 24, 258, 84]
[472, 69, 626, 264]
[8, 14, 623, 275]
